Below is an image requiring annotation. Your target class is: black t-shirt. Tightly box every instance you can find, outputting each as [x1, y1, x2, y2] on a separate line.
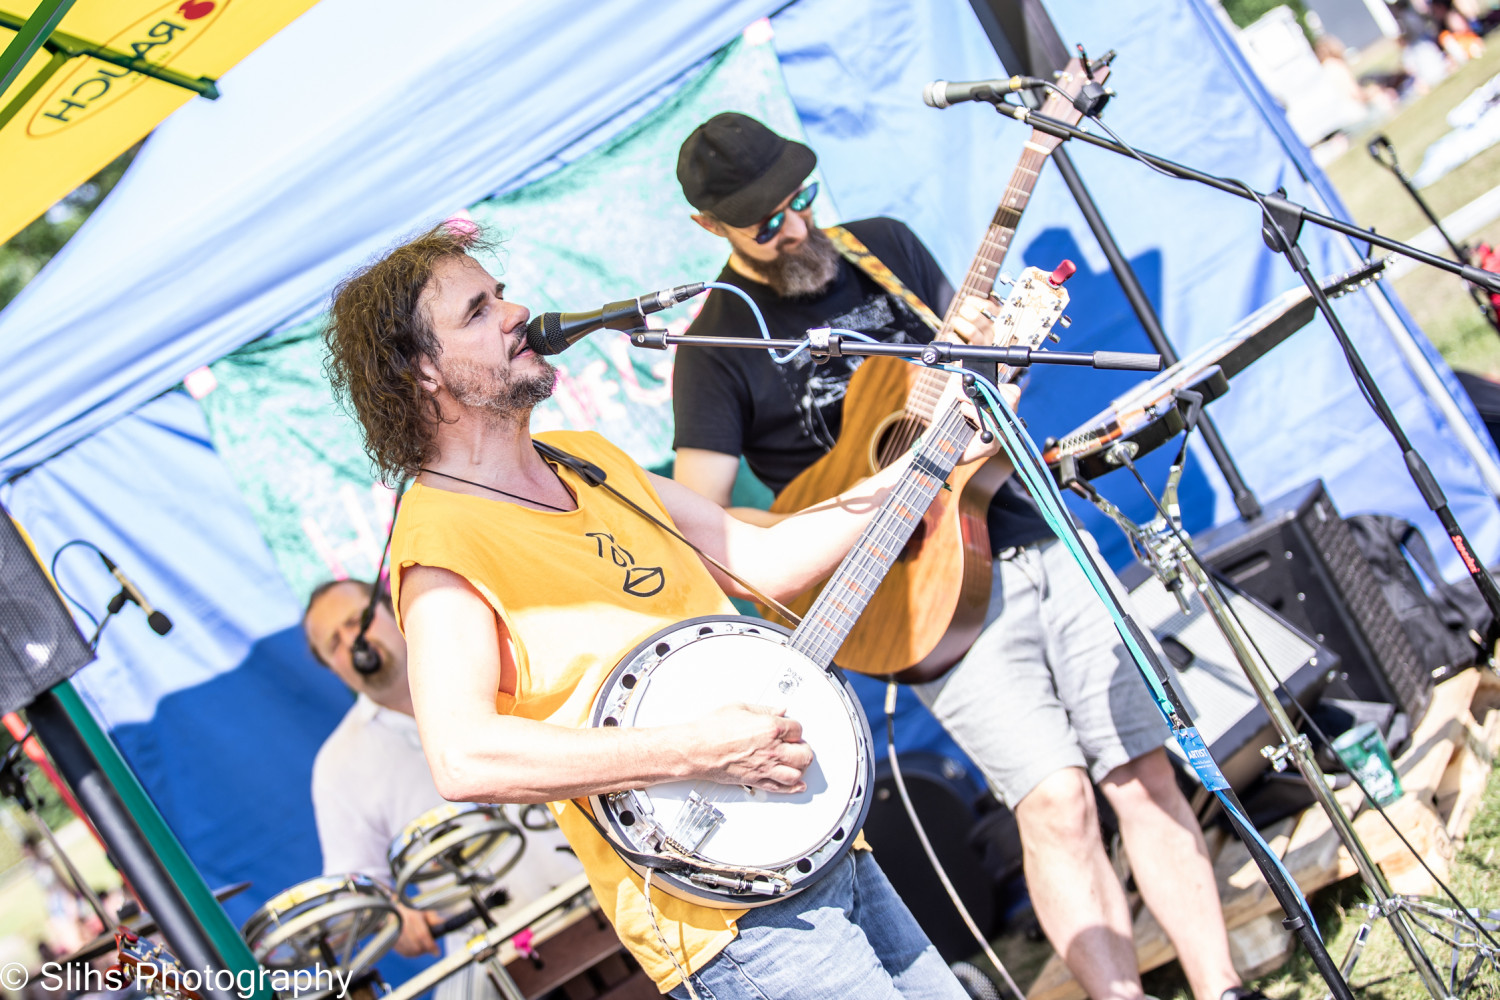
[671, 216, 1052, 551]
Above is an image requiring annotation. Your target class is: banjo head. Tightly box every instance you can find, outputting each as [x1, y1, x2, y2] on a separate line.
[589, 616, 873, 907]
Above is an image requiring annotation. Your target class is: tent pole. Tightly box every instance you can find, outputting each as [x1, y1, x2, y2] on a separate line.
[36, 681, 272, 1000]
[1050, 145, 1262, 520]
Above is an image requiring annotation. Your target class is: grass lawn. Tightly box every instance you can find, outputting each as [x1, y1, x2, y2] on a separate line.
[1323, 41, 1500, 376]
[1139, 755, 1500, 1000]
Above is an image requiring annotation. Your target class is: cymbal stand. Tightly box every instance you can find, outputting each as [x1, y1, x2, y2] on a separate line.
[1069, 421, 1477, 1000]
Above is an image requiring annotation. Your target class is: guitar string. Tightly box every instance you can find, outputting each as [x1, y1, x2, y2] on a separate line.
[791, 405, 969, 666]
[879, 147, 1045, 464]
[668, 406, 970, 844]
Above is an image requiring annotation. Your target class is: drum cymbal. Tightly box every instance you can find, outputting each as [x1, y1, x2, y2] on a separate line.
[62, 882, 253, 964]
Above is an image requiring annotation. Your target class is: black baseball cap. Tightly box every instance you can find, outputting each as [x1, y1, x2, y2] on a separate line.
[676, 113, 817, 228]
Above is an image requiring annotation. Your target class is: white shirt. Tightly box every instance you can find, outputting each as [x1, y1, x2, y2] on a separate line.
[311, 694, 582, 924]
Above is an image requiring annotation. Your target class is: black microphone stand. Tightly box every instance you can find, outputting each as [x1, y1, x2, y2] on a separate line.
[648, 327, 1359, 1000]
[983, 101, 1500, 635]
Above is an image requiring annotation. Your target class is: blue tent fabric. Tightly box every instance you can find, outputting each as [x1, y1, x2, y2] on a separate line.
[0, 0, 783, 481]
[773, 0, 1500, 574]
[0, 0, 1494, 951]
[1, 390, 352, 923]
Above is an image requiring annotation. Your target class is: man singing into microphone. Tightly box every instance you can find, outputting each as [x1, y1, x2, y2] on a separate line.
[323, 223, 999, 999]
[670, 112, 1255, 1000]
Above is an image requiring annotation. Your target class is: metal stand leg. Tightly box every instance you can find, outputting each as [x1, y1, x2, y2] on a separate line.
[1082, 446, 1462, 1000]
[1330, 896, 1500, 998]
[482, 957, 527, 1000]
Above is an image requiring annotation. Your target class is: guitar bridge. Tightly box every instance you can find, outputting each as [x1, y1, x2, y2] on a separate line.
[662, 790, 725, 855]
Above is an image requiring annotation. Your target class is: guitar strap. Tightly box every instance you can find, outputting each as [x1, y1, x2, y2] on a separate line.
[825, 226, 943, 335]
[532, 440, 800, 626]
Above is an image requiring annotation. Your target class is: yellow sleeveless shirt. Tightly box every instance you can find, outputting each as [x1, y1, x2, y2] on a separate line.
[389, 430, 743, 992]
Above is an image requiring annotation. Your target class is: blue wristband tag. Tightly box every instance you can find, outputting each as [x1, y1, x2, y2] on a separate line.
[1175, 727, 1230, 791]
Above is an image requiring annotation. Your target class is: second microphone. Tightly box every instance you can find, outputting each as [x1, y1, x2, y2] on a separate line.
[525, 283, 706, 356]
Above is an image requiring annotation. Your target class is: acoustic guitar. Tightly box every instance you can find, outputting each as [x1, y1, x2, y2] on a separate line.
[585, 280, 1065, 907]
[760, 57, 1108, 681]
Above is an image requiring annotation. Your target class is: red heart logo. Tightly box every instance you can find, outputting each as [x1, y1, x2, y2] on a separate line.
[179, 1, 214, 19]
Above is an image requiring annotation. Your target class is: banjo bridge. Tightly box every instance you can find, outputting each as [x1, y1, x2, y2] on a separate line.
[663, 790, 725, 855]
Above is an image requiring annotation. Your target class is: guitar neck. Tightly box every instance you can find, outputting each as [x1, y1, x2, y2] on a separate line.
[788, 401, 975, 669]
[943, 144, 1051, 331]
[906, 142, 1051, 422]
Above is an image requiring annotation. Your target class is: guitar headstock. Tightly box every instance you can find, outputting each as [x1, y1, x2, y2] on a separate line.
[1033, 55, 1113, 155]
[992, 261, 1075, 353]
[115, 929, 202, 1000]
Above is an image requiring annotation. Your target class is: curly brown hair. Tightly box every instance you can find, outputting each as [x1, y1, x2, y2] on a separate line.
[324, 225, 491, 483]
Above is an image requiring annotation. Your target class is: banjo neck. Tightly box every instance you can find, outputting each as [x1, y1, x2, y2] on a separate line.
[788, 399, 975, 669]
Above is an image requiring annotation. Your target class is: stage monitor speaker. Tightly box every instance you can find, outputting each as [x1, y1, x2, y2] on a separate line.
[1121, 565, 1336, 791]
[1191, 480, 1433, 726]
[0, 512, 94, 715]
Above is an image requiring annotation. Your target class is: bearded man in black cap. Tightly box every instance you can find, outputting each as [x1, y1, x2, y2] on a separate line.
[672, 113, 1256, 1000]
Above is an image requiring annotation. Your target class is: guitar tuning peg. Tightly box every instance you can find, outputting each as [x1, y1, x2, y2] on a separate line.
[1059, 315, 1072, 328]
[997, 272, 1014, 286]
[1048, 331, 1062, 343]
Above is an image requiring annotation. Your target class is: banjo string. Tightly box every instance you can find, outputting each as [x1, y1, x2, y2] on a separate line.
[676, 405, 965, 833]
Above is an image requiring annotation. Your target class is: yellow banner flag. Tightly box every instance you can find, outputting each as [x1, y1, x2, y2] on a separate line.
[0, 0, 318, 244]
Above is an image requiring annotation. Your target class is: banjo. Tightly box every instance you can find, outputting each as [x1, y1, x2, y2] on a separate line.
[586, 388, 991, 909]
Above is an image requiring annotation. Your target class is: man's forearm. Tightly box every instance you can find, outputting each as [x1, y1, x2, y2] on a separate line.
[723, 447, 919, 600]
[424, 716, 693, 805]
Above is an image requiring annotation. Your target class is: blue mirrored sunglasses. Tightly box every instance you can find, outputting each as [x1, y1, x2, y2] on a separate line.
[753, 182, 819, 244]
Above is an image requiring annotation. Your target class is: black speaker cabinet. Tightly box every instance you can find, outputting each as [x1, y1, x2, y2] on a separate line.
[1120, 564, 1336, 791]
[0, 511, 94, 715]
[1191, 480, 1433, 727]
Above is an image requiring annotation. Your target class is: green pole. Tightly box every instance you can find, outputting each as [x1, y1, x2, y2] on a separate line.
[49, 680, 271, 1000]
[0, 0, 76, 98]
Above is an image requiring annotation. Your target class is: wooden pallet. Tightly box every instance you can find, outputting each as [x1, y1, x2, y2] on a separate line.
[1026, 669, 1500, 1000]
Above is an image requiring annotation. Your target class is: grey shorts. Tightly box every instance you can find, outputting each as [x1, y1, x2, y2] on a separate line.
[915, 535, 1168, 808]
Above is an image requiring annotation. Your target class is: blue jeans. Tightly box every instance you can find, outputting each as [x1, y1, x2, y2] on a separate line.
[668, 850, 966, 999]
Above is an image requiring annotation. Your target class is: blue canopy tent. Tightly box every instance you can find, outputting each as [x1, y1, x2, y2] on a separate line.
[0, 0, 1495, 981]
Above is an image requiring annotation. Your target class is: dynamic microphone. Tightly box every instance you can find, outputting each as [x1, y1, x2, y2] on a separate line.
[525, 283, 706, 356]
[350, 593, 382, 676]
[922, 75, 1047, 108]
[97, 552, 172, 635]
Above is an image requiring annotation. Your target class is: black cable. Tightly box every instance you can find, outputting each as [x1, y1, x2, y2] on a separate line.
[990, 98, 1500, 630]
[1113, 441, 1500, 957]
[883, 692, 1024, 1000]
[351, 483, 407, 676]
[49, 539, 102, 632]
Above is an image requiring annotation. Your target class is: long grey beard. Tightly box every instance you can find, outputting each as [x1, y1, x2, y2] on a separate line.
[762, 225, 842, 298]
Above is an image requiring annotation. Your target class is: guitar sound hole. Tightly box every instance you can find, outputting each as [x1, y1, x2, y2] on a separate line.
[655, 642, 671, 656]
[622, 674, 637, 689]
[796, 858, 813, 873]
[620, 811, 636, 826]
[875, 418, 924, 469]
[603, 717, 619, 727]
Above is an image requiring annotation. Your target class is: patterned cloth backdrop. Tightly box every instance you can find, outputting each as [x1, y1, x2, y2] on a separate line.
[200, 27, 838, 599]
